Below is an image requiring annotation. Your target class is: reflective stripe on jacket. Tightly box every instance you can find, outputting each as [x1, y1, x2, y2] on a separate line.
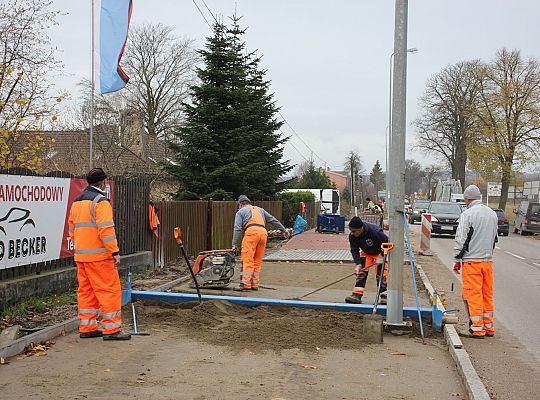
[68, 186, 119, 262]
[454, 200, 498, 261]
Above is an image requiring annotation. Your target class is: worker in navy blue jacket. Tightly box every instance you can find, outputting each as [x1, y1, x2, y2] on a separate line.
[345, 216, 389, 304]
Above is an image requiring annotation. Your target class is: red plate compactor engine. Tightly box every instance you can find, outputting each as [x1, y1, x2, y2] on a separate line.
[191, 249, 237, 288]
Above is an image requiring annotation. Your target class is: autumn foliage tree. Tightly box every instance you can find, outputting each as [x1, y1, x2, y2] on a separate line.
[0, 0, 63, 171]
[471, 49, 540, 209]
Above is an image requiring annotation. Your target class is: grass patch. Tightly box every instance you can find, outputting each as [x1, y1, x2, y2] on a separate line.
[120, 267, 154, 284]
[1, 292, 77, 324]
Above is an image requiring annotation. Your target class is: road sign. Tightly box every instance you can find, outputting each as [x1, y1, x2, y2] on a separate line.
[487, 182, 502, 197]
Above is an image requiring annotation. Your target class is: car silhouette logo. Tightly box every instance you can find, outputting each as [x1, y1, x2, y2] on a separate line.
[0, 207, 36, 235]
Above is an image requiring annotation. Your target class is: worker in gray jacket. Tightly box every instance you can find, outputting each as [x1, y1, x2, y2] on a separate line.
[232, 195, 288, 291]
[453, 185, 498, 338]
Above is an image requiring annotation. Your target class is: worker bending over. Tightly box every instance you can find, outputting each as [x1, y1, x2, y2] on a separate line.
[232, 195, 289, 291]
[345, 216, 389, 304]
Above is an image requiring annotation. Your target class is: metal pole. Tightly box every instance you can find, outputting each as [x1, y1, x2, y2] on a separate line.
[90, 0, 95, 169]
[387, 0, 408, 325]
[385, 53, 394, 198]
[388, 52, 394, 158]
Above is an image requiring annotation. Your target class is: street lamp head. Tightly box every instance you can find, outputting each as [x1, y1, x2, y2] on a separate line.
[407, 47, 418, 54]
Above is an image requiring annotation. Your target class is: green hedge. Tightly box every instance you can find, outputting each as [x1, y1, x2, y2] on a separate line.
[277, 191, 315, 227]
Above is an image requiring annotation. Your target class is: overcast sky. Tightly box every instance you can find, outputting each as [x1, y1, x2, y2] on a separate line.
[50, 0, 540, 174]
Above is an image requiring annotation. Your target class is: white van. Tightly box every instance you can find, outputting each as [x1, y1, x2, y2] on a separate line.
[283, 189, 340, 215]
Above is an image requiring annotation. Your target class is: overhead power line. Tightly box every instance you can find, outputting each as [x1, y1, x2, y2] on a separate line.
[200, 0, 218, 24]
[192, 0, 212, 29]
[280, 129, 310, 163]
[278, 111, 333, 169]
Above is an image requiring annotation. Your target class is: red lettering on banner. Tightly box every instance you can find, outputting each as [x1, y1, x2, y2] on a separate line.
[0, 184, 66, 202]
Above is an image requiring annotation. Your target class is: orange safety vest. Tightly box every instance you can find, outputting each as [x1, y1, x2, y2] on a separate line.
[148, 203, 160, 237]
[68, 186, 119, 262]
[244, 205, 266, 231]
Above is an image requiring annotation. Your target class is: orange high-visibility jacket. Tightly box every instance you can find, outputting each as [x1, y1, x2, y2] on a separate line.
[148, 203, 160, 237]
[68, 186, 119, 262]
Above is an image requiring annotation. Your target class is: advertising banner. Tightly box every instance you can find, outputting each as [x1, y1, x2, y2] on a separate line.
[0, 175, 113, 270]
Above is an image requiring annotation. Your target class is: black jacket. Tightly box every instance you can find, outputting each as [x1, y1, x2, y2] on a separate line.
[349, 222, 389, 264]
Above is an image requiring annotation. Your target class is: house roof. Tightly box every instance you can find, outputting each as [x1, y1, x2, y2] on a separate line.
[23, 124, 170, 177]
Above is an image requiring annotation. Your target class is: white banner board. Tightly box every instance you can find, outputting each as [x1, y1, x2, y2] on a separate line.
[0, 175, 71, 269]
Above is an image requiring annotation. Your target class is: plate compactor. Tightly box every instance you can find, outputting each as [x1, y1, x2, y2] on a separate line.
[190, 249, 237, 289]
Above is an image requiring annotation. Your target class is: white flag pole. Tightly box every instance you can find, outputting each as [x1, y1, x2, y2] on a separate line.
[90, 0, 95, 170]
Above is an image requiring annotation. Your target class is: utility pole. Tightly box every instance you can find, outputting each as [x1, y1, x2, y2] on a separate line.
[387, 0, 408, 325]
[350, 154, 355, 207]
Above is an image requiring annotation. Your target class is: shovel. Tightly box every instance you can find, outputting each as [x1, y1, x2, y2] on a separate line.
[363, 242, 394, 344]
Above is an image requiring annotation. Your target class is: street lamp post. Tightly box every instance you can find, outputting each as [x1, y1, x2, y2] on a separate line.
[387, 0, 409, 326]
[385, 47, 417, 179]
[384, 47, 418, 195]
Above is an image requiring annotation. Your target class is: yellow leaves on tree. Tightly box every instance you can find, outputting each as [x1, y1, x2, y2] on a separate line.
[0, 65, 57, 171]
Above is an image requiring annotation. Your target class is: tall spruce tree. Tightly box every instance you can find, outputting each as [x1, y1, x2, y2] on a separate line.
[167, 16, 291, 200]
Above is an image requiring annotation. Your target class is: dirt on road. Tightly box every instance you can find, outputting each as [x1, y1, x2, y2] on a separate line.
[0, 255, 466, 400]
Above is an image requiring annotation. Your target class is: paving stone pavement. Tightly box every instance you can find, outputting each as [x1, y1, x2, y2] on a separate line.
[263, 249, 352, 262]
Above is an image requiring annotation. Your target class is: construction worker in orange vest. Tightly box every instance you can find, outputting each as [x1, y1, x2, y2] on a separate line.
[299, 199, 306, 219]
[232, 195, 289, 291]
[453, 185, 498, 339]
[68, 168, 130, 340]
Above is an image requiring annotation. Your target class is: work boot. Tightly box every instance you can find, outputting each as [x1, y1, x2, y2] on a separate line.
[103, 331, 131, 341]
[485, 331, 495, 337]
[79, 330, 103, 339]
[233, 284, 250, 292]
[345, 294, 363, 304]
[458, 330, 485, 339]
[251, 286, 259, 291]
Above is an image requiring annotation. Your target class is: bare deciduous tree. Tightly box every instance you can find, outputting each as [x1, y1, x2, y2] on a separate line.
[414, 60, 482, 189]
[125, 23, 199, 139]
[344, 151, 364, 206]
[404, 159, 425, 196]
[423, 164, 443, 199]
[472, 48, 540, 209]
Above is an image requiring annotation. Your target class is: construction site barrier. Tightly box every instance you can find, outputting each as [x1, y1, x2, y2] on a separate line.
[420, 213, 432, 255]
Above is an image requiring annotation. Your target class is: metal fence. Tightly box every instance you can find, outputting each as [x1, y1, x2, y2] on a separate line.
[113, 176, 151, 255]
[152, 200, 284, 267]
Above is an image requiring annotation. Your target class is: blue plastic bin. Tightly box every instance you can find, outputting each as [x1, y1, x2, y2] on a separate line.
[316, 214, 345, 234]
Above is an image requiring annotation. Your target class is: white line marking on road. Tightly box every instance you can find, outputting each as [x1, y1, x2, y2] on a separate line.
[505, 251, 526, 260]
[534, 263, 540, 268]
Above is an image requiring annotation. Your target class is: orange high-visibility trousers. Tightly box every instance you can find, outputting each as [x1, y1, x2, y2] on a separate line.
[77, 260, 122, 335]
[352, 251, 388, 295]
[462, 261, 494, 337]
[240, 227, 268, 289]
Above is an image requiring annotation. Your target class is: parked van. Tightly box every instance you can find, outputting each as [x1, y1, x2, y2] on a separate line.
[282, 189, 340, 215]
[513, 201, 540, 235]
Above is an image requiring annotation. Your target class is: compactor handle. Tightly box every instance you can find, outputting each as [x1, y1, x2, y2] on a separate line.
[381, 242, 394, 255]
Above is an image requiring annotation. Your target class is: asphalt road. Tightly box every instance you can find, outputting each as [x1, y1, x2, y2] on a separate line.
[411, 224, 540, 364]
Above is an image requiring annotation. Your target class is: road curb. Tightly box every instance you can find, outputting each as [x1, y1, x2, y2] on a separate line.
[416, 263, 490, 400]
[0, 317, 78, 360]
[0, 274, 191, 360]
